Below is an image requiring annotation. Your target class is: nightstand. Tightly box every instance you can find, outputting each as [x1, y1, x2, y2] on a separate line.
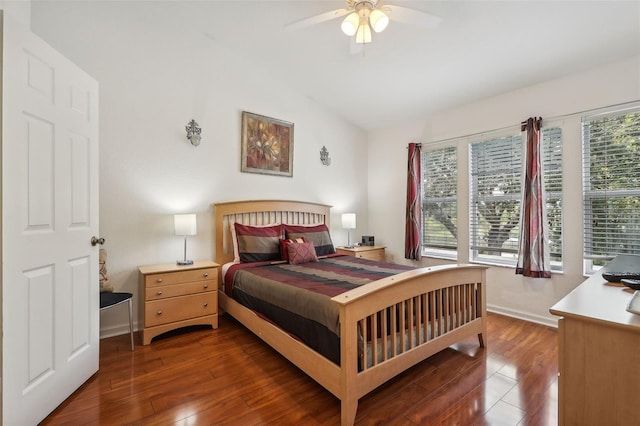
[336, 245, 386, 261]
[138, 260, 219, 345]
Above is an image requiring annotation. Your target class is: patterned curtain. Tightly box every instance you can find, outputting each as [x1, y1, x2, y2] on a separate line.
[405, 143, 422, 260]
[516, 117, 551, 278]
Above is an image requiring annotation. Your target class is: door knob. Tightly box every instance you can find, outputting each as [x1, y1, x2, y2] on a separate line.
[91, 236, 105, 246]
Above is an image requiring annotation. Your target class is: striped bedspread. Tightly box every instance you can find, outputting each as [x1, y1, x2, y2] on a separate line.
[225, 255, 414, 364]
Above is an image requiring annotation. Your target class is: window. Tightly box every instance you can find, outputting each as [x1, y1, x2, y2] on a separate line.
[470, 129, 563, 267]
[582, 107, 640, 272]
[470, 134, 522, 265]
[422, 147, 457, 257]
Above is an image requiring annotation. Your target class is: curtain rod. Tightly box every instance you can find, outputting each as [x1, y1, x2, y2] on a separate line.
[408, 99, 640, 147]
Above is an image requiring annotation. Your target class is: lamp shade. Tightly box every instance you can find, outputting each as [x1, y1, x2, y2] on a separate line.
[341, 213, 357, 230]
[355, 21, 372, 44]
[174, 214, 197, 236]
[341, 12, 359, 36]
[369, 9, 389, 33]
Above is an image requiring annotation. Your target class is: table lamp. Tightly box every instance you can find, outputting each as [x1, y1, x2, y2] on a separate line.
[341, 213, 356, 248]
[174, 213, 196, 265]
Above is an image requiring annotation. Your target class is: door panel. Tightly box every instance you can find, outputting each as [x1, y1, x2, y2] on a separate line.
[2, 13, 100, 425]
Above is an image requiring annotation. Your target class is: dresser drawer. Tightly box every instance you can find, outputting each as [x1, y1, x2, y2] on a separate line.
[145, 292, 217, 327]
[145, 280, 214, 301]
[145, 268, 217, 287]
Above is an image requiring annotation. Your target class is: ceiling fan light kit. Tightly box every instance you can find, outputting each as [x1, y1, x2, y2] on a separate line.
[284, 0, 442, 48]
[341, 1, 388, 44]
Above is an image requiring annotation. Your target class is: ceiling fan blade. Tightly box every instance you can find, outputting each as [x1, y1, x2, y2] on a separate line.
[383, 5, 442, 28]
[284, 8, 351, 32]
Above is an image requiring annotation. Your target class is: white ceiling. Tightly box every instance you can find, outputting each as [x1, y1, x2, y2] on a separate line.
[38, 0, 640, 131]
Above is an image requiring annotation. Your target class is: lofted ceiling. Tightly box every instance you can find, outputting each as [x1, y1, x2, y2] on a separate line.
[34, 0, 640, 131]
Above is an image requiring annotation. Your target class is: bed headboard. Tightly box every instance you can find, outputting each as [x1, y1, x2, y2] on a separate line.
[213, 200, 332, 267]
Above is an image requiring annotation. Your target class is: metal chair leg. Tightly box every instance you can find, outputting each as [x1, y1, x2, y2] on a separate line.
[127, 297, 134, 351]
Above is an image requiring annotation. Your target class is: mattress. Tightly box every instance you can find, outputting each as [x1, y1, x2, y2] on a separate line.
[224, 255, 415, 364]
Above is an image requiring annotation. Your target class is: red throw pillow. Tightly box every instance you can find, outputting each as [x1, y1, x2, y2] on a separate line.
[287, 241, 319, 265]
[280, 237, 305, 261]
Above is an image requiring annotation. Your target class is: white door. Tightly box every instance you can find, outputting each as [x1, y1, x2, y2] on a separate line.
[2, 13, 100, 425]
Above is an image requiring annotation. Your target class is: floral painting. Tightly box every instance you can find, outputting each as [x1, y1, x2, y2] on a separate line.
[241, 111, 294, 177]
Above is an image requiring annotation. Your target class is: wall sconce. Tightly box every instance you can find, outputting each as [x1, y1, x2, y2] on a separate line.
[320, 146, 331, 166]
[185, 119, 202, 147]
[174, 214, 197, 265]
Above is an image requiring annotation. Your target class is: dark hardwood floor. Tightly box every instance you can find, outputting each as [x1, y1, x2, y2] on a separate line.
[41, 312, 558, 425]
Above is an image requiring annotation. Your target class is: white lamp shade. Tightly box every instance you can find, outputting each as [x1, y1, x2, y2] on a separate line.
[174, 214, 197, 236]
[341, 213, 357, 230]
[355, 22, 372, 44]
[341, 12, 359, 36]
[369, 9, 389, 33]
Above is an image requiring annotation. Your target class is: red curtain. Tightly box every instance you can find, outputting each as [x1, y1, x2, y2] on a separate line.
[516, 117, 551, 278]
[405, 143, 422, 260]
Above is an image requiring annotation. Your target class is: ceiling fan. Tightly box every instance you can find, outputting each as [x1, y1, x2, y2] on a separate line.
[284, 0, 442, 44]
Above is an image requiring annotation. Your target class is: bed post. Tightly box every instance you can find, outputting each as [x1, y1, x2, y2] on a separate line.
[339, 304, 358, 426]
[477, 268, 488, 347]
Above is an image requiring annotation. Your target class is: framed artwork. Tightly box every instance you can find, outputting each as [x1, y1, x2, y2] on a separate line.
[241, 111, 294, 177]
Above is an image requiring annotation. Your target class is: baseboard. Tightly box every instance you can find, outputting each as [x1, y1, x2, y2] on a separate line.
[100, 322, 138, 339]
[487, 304, 558, 328]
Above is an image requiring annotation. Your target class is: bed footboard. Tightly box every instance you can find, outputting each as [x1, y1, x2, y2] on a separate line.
[332, 263, 487, 426]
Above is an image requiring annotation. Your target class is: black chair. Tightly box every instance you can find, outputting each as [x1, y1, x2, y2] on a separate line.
[100, 292, 134, 351]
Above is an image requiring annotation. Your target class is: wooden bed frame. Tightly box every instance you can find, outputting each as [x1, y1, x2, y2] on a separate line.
[213, 200, 487, 425]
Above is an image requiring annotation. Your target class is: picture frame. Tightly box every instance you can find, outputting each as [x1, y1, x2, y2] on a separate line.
[241, 111, 294, 177]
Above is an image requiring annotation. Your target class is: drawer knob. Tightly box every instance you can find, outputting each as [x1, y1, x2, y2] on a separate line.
[203, 302, 208, 307]
[203, 284, 208, 289]
[203, 273, 209, 278]
[157, 291, 163, 296]
[156, 278, 163, 283]
[157, 310, 163, 315]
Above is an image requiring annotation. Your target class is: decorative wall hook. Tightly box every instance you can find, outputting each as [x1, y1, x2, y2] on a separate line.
[320, 146, 331, 166]
[185, 119, 202, 147]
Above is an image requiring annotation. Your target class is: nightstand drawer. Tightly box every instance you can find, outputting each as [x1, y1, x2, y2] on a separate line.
[145, 268, 217, 287]
[337, 246, 386, 261]
[355, 251, 385, 261]
[145, 292, 217, 327]
[145, 280, 214, 301]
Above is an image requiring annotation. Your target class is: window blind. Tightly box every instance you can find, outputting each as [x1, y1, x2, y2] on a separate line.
[422, 146, 457, 253]
[582, 109, 640, 263]
[470, 134, 523, 263]
[542, 127, 563, 264]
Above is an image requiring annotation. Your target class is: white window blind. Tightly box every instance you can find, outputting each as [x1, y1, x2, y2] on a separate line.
[422, 146, 457, 255]
[470, 134, 522, 264]
[543, 127, 563, 266]
[582, 108, 640, 267]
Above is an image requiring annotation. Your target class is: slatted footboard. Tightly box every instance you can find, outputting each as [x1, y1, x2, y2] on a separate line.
[333, 264, 487, 426]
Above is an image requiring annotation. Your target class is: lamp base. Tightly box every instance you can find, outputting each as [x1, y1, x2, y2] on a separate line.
[177, 259, 194, 266]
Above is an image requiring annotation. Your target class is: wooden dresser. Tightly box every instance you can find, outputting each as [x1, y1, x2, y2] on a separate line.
[336, 245, 386, 261]
[138, 260, 219, 345]
[549, 255, 640, 426]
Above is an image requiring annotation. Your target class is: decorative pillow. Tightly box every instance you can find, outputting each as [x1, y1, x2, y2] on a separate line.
[234, 223, 283, 263]
[280, 237, 305, 261]
[99, 249, 114, 292]
[284, 223, 335, 256]
[230, 222, 280, 262]
[287, 241, 319, 265]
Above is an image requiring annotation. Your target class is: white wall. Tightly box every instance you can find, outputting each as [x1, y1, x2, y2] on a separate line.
[368, 56, 640, 326]
[0, 0, 30, 28]
[31, 1, 368, 337]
